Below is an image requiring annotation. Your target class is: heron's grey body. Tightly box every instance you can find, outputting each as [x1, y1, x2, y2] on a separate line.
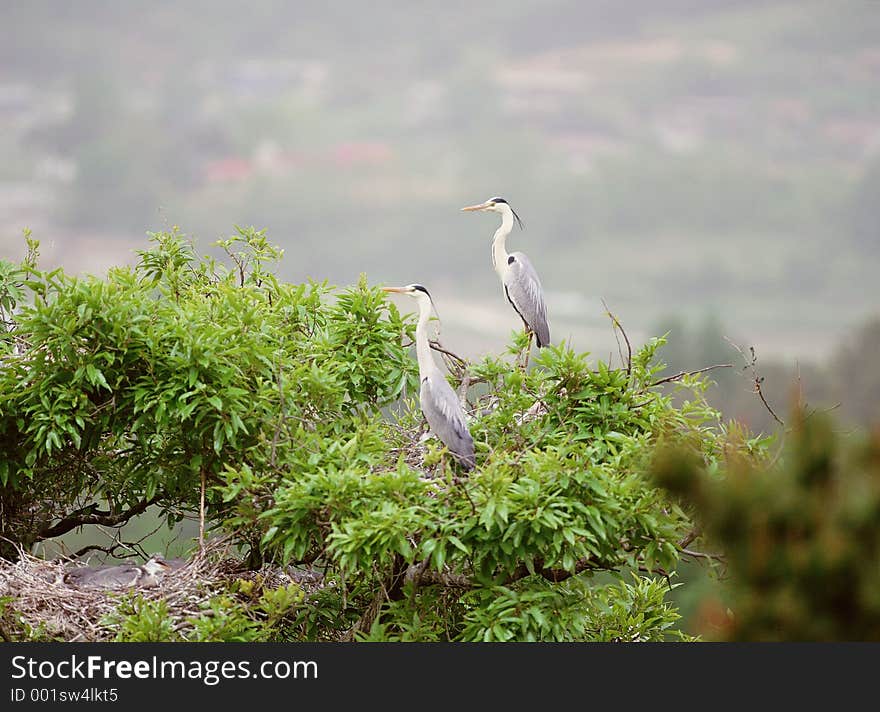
[464, 197, 550, 349]
[420, 370, 475, 470]
[384, 285, 475, 471]
[63, 555, 172, 590]
[502, 251, 550, 348]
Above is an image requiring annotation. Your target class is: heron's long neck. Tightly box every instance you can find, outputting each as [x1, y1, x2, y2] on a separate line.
[414, 300, 436, 378]
[492, 210, 513, 278]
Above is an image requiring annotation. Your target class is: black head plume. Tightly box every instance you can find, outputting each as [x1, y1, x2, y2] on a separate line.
[511, 207, 524, 231]
[489, 197, 523, 230]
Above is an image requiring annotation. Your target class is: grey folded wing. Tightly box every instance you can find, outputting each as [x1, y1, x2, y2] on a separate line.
[420, 374, 475, 470]
[64, 564, 142, 589]
[504, 251, 550, 347]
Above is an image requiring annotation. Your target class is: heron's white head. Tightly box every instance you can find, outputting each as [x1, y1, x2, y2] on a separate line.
[461, 196, 523, 229]
[141, 555, 172, 576]
[382, 285, 440, 329]
[382, 284, 432, 305]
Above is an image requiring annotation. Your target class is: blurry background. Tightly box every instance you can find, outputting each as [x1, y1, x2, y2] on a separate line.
[1, 0, 878, 431]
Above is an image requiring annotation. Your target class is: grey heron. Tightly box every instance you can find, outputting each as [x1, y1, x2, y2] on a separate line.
[63, 555, 172, 590]
[461, 197, 550, 360]
[383, 285, 475, 471]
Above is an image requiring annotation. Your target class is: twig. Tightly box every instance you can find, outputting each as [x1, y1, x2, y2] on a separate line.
[803, 402, 842, 422]
[64, 544, 124, 561]
[340, 557, 407, 641]
[650, 363, 733, 387]
[270, 359, 285, 467]
[678, 527, 702, 550]
[199, 467, 206, 553]
[680, 548, 726, 564]
[724, 338, 784, 427]
[93, 525, 152, 560]
[455, 476, 477, 516]
[61, 517, 160, 563]
[601, 298, 631, 377]
[404, 563, 472, 589]
[429, 339, 468, 370]
[457, 372, 471, 411]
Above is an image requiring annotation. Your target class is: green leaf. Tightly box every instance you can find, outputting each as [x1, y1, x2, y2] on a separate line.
[447, 535, 469, 554]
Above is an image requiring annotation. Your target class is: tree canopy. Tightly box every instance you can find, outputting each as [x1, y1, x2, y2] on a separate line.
[2, 228, 861, 642]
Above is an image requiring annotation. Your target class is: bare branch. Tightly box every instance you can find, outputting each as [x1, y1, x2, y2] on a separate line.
[62, 544, 117, 561]
[601, 299, 632, 377]
[270, 359, 285, 467]
[406, 565, 472, 589]
[340, 556, 408, 641]
[650, 363, 733, 387]
[37, 495, 162, 541]
[724, 337, 784, 427]
[429, 339, 468, 371]
[678, 527, 702, 550]
[680, 548, 726, 565]
[804, 402, 842, 422]
[457, 371, 471, 410]
[199, 468, 206, 553]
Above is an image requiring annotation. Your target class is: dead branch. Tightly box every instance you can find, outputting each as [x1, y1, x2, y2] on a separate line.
[724, 337, 784, 427]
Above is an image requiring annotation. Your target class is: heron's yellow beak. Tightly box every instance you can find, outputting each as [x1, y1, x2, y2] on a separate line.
[382, 287, 405, 294]
[461, 201, 492, 212]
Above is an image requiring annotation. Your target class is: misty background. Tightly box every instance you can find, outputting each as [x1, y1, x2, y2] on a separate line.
[2, 0, 879, 437]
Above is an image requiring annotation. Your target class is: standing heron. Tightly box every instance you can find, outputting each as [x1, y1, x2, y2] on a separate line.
[383, 284, 475, 471]
[461, 197, 550, 362]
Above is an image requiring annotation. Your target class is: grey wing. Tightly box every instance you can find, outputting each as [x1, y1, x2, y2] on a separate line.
[420, 373, 475, 470]
[504, 251, 550, 347]
[66, 565, 140, 589]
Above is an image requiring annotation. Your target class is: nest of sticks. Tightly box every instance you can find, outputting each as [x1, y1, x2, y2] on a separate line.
[0, 538, 323, 642]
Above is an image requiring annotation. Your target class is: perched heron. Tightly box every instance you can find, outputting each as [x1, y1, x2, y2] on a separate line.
[63, 555, 172, 590]
[461, 197, 550, 359]
[383, 284, 475, 471]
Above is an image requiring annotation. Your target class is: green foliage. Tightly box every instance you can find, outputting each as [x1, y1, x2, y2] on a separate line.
[104, 580, 304, 642]
[0, 228, 416, 556]
[107, 598, 177, 642]
[588, 575, 694, 642]
[653, 411, 880, 641]
[248, 295, 741, 641]
[0, 229, 757, 641]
